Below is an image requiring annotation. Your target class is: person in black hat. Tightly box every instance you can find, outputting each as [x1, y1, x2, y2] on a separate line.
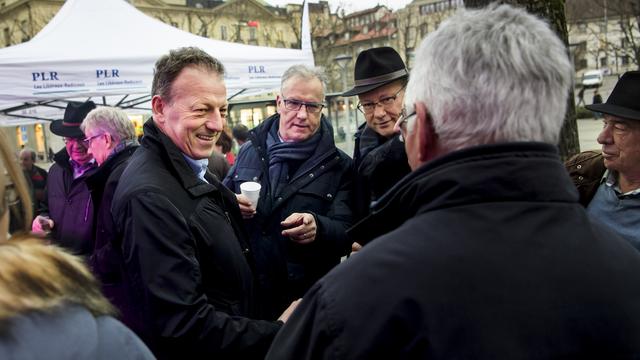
[32, 100, 98, 256]
[566, 70, 640, 250]
[342, 46, 412, 247]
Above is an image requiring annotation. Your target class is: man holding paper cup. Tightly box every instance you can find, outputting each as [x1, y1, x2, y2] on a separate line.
[224, 65, 354, 319]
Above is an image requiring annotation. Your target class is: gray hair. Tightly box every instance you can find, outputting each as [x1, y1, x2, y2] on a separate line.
[405, 4, 573, 150]
[81, 107, 136, 143]
[281, 65, 327, 99]
[152, 47, 225, 103]
[19, 148, 36, 161]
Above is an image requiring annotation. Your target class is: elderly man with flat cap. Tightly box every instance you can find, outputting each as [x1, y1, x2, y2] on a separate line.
[566, 71, 640, 250]
[32, 100, 98, 256]
[343, 47, 412, 229]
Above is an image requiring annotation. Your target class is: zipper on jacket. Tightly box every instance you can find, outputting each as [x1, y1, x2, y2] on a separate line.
[84, 195, 92, 222]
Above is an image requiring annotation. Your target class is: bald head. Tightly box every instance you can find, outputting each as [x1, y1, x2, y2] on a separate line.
[19, 148, 36, 171]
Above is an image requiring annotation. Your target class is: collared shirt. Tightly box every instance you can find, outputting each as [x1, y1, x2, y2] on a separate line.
[69, 159, 96, 179]
[182, 154, 209, 183]
[588, 170, 640, 251]
[601, 170, 640, 197]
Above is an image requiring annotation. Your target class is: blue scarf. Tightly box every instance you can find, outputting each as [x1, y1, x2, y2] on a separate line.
[266, 121, 322, 198]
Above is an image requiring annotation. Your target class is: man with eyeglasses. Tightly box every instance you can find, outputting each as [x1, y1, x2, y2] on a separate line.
[32, 100, 98, 256]
[342, 47, 411, 231]
[79, 107, 139, 322]
[266, 5, 640, 359]
[224, 64, 353, 320]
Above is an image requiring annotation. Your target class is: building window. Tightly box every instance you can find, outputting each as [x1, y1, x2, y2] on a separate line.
[407, 47, 415, 69]
[420, 23, 428, 37]
[621, 55, 629, 65]
[599, 22, 607, 33]
[221, 25, 227, 40]
[600, 57, 608, 67]
[20, 20, 30, 42]
[577, 21, 587, 33]
[3, 27, 9, 46]
[578, 58, 588, 70]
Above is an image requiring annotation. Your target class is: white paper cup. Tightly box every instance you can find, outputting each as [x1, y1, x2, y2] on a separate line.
[240, 181, 261, 208]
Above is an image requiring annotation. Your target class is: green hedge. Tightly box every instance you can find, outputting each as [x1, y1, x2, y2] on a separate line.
[576, 106, 595, 119]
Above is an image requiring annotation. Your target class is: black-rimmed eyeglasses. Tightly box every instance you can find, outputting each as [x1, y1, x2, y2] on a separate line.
[63, 137, 85, 145]
[357, 86, 405, 114]
[282, 98, 325, 114]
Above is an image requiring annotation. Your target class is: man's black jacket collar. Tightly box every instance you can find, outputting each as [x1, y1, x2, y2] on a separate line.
[348, 142, 579, 245]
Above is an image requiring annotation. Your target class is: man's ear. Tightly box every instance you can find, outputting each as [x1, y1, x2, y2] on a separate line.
[414, 101, 439, 164]
[275, 95, 283, 114]
[105, 133, 115, 150]
[151, 95, 165, 124]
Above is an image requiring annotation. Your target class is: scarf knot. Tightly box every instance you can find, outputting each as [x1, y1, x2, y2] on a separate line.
[266, 121, 321, 198]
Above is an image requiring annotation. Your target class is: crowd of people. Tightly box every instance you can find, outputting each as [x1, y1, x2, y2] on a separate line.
[1, 3, 640, 359]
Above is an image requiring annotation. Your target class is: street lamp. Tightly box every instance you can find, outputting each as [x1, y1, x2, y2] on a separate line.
[334, 53, 353, 153]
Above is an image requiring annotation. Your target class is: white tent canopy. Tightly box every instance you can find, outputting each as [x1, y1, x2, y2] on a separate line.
[0, 0, 314, 125]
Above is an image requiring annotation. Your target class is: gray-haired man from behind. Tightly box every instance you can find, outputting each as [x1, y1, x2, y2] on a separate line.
[267, 4, 640, 359]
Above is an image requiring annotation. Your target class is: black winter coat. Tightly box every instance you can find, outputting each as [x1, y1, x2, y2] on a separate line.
[85, 144, 138, 324]
[42, 149, 97, 255]
[111, 119, 280, 359]
[268, 142, 640, 359]
[224, 114, 353, 319]
[351, 124, 410, 224]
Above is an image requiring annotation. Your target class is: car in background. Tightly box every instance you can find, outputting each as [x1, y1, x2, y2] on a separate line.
[582, 69, 604, 88]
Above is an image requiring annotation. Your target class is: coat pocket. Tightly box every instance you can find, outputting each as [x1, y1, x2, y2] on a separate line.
[291, 178, 337, 215]
[230, 168, 263, 194]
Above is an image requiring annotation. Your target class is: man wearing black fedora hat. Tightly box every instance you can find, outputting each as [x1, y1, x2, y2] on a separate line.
[32, 100, 98, 256]
[343, 46, 411, 233]
[566, 70, 640, 250]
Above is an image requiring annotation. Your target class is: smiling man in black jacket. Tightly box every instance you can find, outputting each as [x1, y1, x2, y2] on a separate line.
[111, 47, 296, 360]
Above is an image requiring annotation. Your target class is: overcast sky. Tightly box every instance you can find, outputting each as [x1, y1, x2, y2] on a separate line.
[264, 0, 414, 13]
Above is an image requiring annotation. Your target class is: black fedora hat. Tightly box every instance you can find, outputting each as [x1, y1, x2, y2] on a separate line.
[50, 101, 96, 138]
[341, 47, 408, 96]
[586, 71, 640, 121]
